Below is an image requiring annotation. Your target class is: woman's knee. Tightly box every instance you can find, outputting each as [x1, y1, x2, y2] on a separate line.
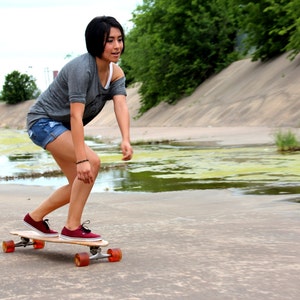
[89, 153, 101, 174]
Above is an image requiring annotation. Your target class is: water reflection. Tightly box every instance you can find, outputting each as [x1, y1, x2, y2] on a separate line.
[1, 129, 300, 195]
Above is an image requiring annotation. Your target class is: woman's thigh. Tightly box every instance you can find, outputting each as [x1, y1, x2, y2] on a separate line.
[46, 131, 100, 183]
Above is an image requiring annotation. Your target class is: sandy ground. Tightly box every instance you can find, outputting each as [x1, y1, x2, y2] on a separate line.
[0, 130, 300, 299]
[0, 185, 300, 299]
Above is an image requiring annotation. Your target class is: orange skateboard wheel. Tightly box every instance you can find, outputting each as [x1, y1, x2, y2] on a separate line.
[74, 252, 90, 267]
[33, 240, 45, 249]
[2, 240, 15, 253]
[107, 248, 122, 262]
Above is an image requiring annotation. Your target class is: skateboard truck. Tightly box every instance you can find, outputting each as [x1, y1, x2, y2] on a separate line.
[90, 246, 110, 259]
[7, 237, 45, 250]
[16, 237, 34, 247]
[75, 246, 122, 267]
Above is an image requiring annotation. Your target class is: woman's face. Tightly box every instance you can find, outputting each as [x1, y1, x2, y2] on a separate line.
[102, 27, 123, 63]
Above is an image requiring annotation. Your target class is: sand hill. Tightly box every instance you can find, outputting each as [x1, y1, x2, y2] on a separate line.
[1, 52, 300, 130]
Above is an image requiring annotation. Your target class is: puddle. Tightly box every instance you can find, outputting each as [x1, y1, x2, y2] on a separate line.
[1, 129, 300, 195]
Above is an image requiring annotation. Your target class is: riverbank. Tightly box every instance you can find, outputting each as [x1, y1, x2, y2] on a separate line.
[2, 53, 300, 131]
[85, 125, 281, 146]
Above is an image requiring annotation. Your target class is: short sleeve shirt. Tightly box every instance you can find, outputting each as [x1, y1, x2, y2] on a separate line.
[27, 53, 126, 129]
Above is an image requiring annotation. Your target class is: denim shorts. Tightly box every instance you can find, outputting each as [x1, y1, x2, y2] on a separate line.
[28, 118, 69, 149]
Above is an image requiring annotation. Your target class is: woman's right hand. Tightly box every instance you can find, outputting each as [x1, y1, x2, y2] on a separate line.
[77, 160, 94, 184]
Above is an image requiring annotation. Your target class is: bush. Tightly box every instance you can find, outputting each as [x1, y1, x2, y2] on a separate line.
[234, 0, 300, 61]
[0, 70, 40, 104]
[275, 130, 300, 152]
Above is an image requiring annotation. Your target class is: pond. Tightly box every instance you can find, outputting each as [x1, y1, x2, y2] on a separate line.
[1, 129, 300, 195]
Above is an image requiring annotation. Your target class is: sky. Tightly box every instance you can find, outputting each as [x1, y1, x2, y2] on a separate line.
[0, 0, 142, 91]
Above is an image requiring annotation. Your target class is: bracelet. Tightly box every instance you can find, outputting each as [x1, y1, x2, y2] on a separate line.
[76, 159, 89, 165]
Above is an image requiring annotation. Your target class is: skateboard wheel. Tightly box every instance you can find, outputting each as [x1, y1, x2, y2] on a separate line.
[75, 252, 90, 267]
[33, 240, 45, 249]
[2, 240, 15, 253]
[107, 248, 122, 262]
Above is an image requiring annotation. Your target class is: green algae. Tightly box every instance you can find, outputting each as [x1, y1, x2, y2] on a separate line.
[0, 129, 41, 155]
[1, 129, 300, 195]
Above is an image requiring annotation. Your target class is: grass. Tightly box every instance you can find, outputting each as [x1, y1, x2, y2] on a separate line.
[275, 130, 300, 152]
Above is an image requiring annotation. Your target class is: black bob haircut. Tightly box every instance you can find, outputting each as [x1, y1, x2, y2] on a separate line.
[85, 16, 125, 58]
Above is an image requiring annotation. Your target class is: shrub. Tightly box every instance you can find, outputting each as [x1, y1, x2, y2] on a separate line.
[0, 71, 40, 104]
[275, 130, 300, 151]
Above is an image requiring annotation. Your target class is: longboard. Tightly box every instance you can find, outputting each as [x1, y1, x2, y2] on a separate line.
[2, 230, 122, 267]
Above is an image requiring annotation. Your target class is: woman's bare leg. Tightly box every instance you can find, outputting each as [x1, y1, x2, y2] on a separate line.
[29, 184, 72, 221]
[29, 130, 100, 230]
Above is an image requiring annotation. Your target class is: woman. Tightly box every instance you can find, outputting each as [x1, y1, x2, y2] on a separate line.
[23, 16, 133, 241]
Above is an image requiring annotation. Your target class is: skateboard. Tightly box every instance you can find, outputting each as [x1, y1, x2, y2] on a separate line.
[2, 230, 122, 267]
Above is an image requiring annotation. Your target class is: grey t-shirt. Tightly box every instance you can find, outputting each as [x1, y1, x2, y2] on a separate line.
[27, 53, 126, 129]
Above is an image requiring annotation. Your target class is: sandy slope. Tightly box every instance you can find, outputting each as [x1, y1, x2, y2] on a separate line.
[1, 52, 300, 130]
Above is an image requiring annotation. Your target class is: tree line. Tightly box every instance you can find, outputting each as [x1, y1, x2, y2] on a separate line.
[120, 0, 300, 114]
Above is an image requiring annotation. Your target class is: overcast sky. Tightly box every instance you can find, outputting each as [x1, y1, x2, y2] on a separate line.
[0, 0, 142, 90]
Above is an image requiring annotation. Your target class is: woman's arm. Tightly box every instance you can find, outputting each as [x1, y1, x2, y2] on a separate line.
[70, 102, 93, 183]
[113, 95, 133, 161]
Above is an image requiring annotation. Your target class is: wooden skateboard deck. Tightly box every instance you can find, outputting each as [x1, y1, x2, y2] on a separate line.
[10, 230, 109, 247]
[2, 230, 122, 267]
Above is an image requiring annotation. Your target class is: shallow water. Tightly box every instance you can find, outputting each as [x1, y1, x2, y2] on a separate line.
[1, 129, 300, 195]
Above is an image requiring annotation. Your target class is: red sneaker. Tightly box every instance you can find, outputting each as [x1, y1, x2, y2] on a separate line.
[60, 221, 102, 241]
[23, 213, 58, 237]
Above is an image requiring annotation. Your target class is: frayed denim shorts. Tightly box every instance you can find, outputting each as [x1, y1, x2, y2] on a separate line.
[28, 118, 69, 149]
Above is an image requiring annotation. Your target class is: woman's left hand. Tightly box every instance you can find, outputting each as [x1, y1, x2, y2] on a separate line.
[121, 141, 133, 161]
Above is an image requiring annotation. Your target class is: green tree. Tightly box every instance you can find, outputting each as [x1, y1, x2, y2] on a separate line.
[0, 70, 40, 104]
[121, 0, 239, 114]
[234, 0, 298, 61]
[284, 0, 300, 59]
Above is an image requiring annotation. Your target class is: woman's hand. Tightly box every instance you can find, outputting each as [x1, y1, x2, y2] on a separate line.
[112, 95, 133, 161]
[121, 140, 133, 161]
[77, 160, 94, 184]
